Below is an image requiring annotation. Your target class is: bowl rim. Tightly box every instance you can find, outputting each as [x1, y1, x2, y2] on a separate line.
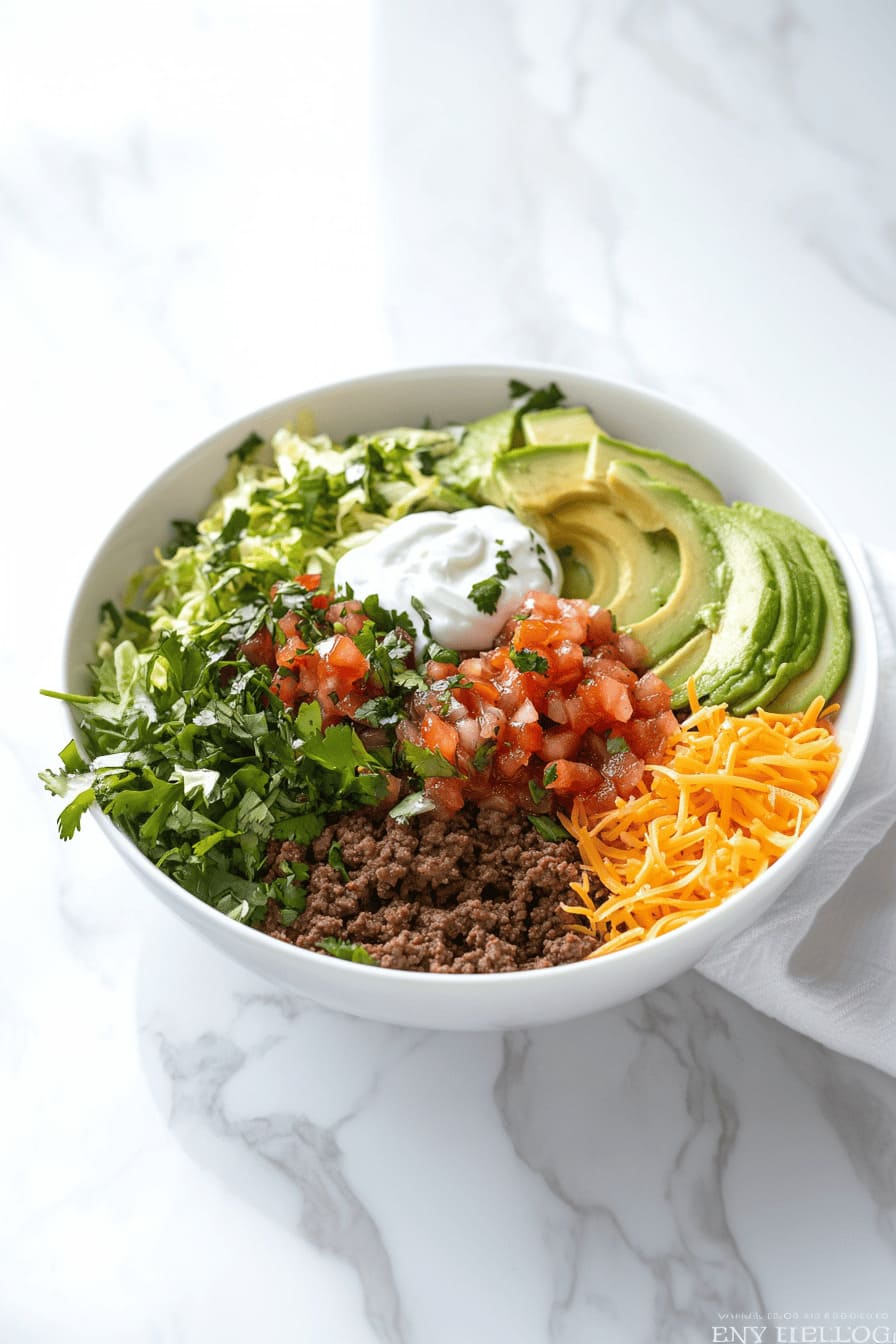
[63, 361, 880, 988]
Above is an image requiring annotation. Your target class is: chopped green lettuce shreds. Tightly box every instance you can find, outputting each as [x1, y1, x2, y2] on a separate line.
[41, 382, 571, 930]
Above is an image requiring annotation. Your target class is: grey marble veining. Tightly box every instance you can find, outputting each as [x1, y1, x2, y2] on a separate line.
[3, 1, 896, 1340]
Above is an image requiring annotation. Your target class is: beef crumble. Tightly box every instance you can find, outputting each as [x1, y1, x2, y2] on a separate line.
[262, 806, 599, 973]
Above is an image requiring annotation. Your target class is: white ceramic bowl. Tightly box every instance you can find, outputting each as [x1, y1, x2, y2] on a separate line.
[63, 366, 878, 1030]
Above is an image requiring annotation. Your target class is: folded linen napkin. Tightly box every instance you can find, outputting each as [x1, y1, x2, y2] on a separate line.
[698, 542, 896, 1075]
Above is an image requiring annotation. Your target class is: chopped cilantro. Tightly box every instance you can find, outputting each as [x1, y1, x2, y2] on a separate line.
[509, 647, 549, 675]
[56, 786, 97, 840]
[508, 379, 565, 414]
[423, 642, 459, 667]
[472, 741, 495, 772]
[402, 742, 460, 778]
[529, 815, 570, 843]
[606, 734, 628, 755]
[467, 574, 503, 615]
[543, 762, 558, 786]
[317, 938, 377, 965]
[468, 543, 516, 614]
[494, 543, 516, 581]
[219, 507, 250, 545]
[410, 596, 433, 639]
[328, 840, 349, 881]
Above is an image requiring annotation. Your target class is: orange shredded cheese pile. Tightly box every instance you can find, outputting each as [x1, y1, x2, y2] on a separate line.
[560, 679, 841, 958]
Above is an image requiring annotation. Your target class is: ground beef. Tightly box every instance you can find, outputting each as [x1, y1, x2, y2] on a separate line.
[262, 806, 599, 973]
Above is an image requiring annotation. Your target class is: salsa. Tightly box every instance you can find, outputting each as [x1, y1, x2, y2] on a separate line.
[250, 577, 679, 821]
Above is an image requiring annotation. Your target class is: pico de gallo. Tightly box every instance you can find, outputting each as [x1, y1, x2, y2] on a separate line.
[245, 574, 679, 824]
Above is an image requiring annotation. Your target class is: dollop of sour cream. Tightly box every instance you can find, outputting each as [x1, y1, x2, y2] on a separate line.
[333, 506, 562, 654]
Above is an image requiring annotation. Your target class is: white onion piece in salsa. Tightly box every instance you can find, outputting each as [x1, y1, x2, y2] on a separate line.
[333, 506, 562, 654]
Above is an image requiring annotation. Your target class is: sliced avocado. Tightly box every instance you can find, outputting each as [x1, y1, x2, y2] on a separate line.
[435, 408, 516, 502]
[493, 444, 590, 516]
[548, 499, 680, 626]
[549, 526, 618, 608]
[522, 406, 601, 446]
[605, 462, 727, 664]
[729, 504, 825, 713]
[586, 434, 724, 505]
[653, 628, 714, 698]
[767, 532, 851, 711]
[651, 530, 681, 606]
[681, 506, 780, 709]
[557, 546, 596, 600]
[703, 508, 795, 709]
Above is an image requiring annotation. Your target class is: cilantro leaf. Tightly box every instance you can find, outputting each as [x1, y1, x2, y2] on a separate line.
[317, 938, 377, 965]
[509, 647, 549, 676]
[467, 575, 503, 615]
[401, 742, 460, 778]
[57, 787, 96, 840]
[472, 741, 495, 772]
[328, 840, 349, 881]
[529, 815, 569, 842]
[508, 379, 565, 414]
[494, 544, 516, 581]
[219, 508, 250, 545]
[606, 734, 628, 755]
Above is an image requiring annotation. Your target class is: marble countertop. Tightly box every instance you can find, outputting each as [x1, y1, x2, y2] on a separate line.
[4, 1, 896, 1338]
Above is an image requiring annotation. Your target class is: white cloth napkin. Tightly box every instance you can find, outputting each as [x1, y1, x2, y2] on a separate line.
[698, 542, 896, 1075]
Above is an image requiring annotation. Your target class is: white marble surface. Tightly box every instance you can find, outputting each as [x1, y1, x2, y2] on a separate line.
[3, 1, 896, 1338]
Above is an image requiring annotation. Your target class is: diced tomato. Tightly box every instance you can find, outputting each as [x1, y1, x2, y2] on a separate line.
[621, 713, 677, 763]
[604, 748, 645, 796]
[544, 688, 569, 724]
[549, 639, 584, 686]
[585, 655, 638, 687]
[240, 625, 275, 669]
[327, 598, 366, 631]
[265, 577, 677, 825]
[278, 611, 303, 640]
[546, 760, 605, 794]
[616, 631, 649, 670]
[508, 717, 544, 754]
[325, 634, 369, 679]
[587, 606, 615, 646]
[269, 671, 301, 708]
[424, 776, 465, 817]
[276, 634, 309, 670]
[564, 694, 593, 735]
[631, 671, 673, 717]
[427, 660, 459, 682]
[295, 572, 330, 609]
[579, 775, 619, 814]
[538, 727, 581, 761]
[420, 710, 459, 764]
[556, 599, 589, 643]
[513, 618, 559, 649]
[495, 745, 529, 779]
[579, 677, 634, 724]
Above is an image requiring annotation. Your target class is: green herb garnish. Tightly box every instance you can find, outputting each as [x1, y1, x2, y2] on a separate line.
[317, 938, 377, 964]
[509, 647, 549, 675]
[529, 815, 570, 842]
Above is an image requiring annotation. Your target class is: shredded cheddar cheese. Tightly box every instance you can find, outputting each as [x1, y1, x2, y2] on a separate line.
[560, 679, 840, 958]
